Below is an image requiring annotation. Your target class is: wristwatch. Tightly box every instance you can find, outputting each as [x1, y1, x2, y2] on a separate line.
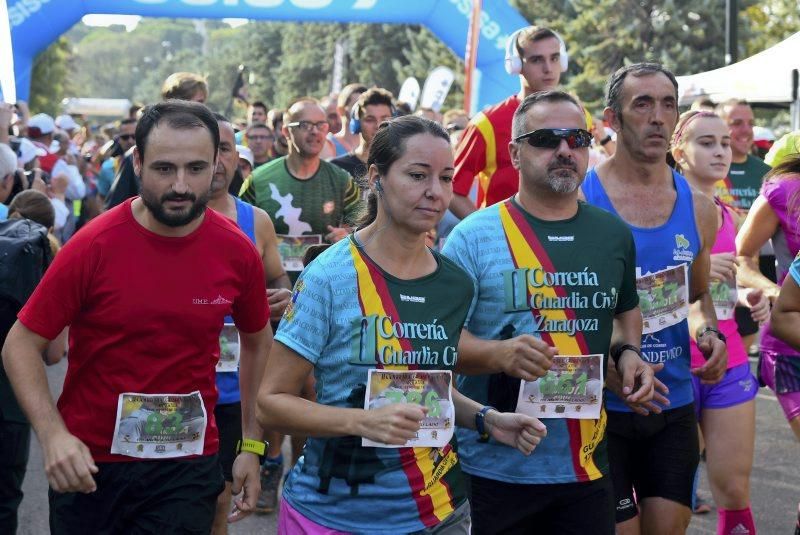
[611, 344, 642, 372]
[696, 326, 726, 344]
[475, 406, 496, 443]
[236, 438, 268, 456]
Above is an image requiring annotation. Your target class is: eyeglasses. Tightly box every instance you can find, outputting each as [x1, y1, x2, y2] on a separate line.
[287, 121, 330, 132]
[514, 128, 592, 149]
[247, 135, 274, 141]
[119, 134, 135, 141]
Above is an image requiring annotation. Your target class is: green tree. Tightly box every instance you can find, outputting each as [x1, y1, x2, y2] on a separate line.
[29, 37, 73, 115]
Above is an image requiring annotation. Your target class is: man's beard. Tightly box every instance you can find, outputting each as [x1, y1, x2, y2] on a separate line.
[546, 157, 581, 194]
[141, 188, 210, 228]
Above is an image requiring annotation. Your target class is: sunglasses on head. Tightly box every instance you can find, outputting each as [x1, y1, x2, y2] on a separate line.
[514, 128, 592, 149]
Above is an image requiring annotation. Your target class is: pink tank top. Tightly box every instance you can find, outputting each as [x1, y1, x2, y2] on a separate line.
[690, 199, 748, 368]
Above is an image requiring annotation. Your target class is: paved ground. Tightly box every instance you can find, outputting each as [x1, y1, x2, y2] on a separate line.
[16, 357, 800, 534]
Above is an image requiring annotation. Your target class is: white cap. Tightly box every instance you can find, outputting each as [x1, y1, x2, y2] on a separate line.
[237, 145, 254, 168]
[55, 114, 79, 131]
[753, 126, 776, 142]
[28, 113, 55, 136]
[17, 137, 47, 165]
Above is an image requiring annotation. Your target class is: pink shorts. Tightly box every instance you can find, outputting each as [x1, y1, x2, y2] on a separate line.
[760, 350, 800, 422]
[278, 498, 349, 535]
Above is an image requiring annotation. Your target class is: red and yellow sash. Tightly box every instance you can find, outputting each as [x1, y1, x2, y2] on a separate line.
[499, 201, 606, 481]
[349, 242, 457, 526]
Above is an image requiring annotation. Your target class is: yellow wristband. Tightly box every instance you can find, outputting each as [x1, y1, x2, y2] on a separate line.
[236, 438, 266, 456]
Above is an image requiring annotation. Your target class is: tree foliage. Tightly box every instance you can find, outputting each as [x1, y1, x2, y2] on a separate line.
[25, 4, 800, 119]
[28, 37, 73, 116]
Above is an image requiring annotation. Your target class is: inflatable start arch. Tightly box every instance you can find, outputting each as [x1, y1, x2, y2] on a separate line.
[8, 0, 529, 111]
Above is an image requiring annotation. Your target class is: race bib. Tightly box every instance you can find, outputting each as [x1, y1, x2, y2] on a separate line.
[217, 323, 240, 373]
[637, 264, 690, 335]
[110, 392, 207, 459]
[516, 355, 604, 419]
[363, 369, 454, 448]
[277, 234, 322, 272]
[710, 278, 737, 321]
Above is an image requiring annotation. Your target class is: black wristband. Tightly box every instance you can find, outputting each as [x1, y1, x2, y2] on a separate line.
[611, 344, 642, 373]
[600, 135, 612, 146]
[696, 326, 726, 344]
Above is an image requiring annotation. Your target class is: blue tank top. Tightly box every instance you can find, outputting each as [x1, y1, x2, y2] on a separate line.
[582, 168, 700, 411]
[328, 133, 348, 158]
[216, 196, 257, 405]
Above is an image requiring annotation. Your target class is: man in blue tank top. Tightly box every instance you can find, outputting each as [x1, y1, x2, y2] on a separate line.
[207, 114, 291, 533]
[581, 64, 728, 535]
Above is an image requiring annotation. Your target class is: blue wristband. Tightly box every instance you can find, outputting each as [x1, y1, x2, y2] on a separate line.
[475, 406, 496, 443]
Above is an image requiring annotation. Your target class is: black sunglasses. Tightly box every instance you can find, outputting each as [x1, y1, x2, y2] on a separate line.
[118, 134, 135, 141]
[514, 128, 592, 149]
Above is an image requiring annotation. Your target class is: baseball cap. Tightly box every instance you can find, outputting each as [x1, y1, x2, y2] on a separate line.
[17, 137, 47, 165]
[237, 145, 254, 168]
[765, 131, 800, 167]
[55, 114, 79, 131]
[27, 113, 55, 137]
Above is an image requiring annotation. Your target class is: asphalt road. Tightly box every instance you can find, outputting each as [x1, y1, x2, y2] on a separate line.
[16, 357, 800, 534]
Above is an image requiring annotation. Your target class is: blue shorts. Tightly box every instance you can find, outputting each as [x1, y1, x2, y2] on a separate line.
[692, 362, 757, 418]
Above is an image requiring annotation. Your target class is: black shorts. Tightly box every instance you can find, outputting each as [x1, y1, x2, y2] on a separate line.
[469, 474, 614, 535]
[49, 454, 224, 534]
[606, 403, 699, 523]
[214, 402, 242, 482]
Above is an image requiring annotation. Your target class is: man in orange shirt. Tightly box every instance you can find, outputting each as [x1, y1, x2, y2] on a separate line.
[450, 26, 569, 219]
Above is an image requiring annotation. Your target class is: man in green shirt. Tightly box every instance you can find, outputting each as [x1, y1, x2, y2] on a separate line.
[714, 99, 773, 351]
[714, 99, 771, 213]
[239, 98, 362, 513]
[240, 98, 362, 273]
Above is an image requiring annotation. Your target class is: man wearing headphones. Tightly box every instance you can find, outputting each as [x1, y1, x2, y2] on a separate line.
[450, 26, 568, 219]
[331, 88, 395, 180]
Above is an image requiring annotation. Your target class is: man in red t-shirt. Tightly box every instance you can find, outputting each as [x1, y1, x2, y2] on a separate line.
[2, 100, 273, 533]
[450, 26, 568, 219]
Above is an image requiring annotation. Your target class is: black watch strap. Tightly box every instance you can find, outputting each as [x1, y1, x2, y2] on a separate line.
[611, 344, 642, 372]
[696, 326, 726, 344]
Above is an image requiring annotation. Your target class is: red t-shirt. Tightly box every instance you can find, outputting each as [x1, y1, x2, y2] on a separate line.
[18, 198, 269, 462]
[452, 95, 520, 208]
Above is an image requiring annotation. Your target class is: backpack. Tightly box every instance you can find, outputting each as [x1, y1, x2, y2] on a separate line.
[0, 218, 53, 307]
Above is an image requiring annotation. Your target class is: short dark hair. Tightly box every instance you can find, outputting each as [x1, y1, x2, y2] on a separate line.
[338, 83, 368, 109]
[715, 98, 750, 121]
[516, 27, 561, 57]
[606, 63, 679, 119]
[357, 115, 450, 228]
[8, 189, 55, 229]
[246, 122, 272, 136]
[251, 101, 267, 111]
[355, 88, 395, 119]
[511, 91, 583, 139]
[120, 118, 137, 127]
[135, 100, 220, 163]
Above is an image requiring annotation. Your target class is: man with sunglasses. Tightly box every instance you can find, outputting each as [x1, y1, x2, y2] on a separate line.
[582, 63, 726, 535]
[443, 90, 656, 534]
[449, 26, 567, 220]
[96, 118, 136, 204]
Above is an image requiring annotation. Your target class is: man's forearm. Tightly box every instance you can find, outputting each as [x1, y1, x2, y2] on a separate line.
[456, 329, 503, 375]
[449, 193, 476, 220]
[268, 273, 291, 290]
[610, 307, 643, 353]
[2, 323, 68, 440]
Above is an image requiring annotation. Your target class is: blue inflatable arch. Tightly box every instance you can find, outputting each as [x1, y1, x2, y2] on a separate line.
[9, 0, 530, 111]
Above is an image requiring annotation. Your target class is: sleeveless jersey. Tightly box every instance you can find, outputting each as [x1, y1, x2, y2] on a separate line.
[582, 169, 701, 411]
[216, 196, 256, 405]
[690, 200, 747, 368]
[277, 236, 473, 533]
[442, 199, 639, 484]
